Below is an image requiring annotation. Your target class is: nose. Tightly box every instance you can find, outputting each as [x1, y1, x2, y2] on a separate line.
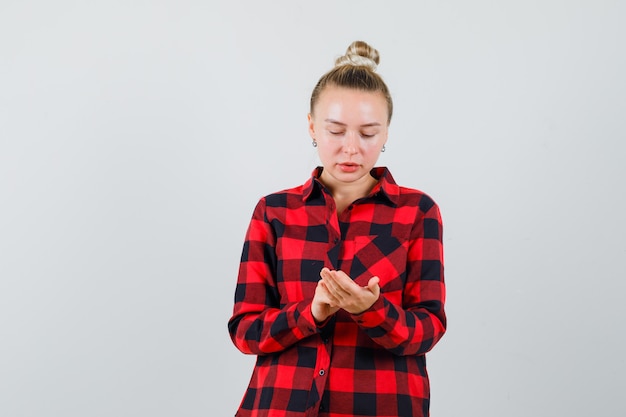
[343, 132, 358, 155]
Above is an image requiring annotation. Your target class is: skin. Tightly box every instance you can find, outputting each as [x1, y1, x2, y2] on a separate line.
[307, 86, 389, 323]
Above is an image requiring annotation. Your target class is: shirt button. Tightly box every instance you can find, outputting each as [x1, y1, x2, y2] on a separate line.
[323, 338, 329, 344]
[319, 369, 325, 376]
[333, 238, 339, 244]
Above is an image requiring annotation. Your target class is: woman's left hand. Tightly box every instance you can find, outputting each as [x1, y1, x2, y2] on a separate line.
[319, 267, 380, 315]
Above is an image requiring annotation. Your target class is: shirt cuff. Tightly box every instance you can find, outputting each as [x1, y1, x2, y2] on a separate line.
[298, 301, 328, 334]
[351, 296, 387, 327]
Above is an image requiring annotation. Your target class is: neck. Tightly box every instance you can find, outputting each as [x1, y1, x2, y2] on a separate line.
[319, 171, 378, 206]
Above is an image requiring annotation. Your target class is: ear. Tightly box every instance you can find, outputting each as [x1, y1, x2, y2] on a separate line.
[307, 113, 315, 139]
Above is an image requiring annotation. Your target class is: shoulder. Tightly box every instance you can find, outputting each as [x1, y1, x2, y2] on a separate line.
[396, 185, 440, 214]
[261, 183, 307, 208]
[378, 168, 440, 215]
[248, 183, 309, 223]
[375, 167, 439, 212]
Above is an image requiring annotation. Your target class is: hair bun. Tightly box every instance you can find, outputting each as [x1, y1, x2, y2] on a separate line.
[334, 40, 380, 71]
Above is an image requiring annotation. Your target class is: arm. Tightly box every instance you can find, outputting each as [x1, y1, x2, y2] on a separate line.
[356, 201, 446, 355]
[319, 200, 446, 356]
[227, 198, 320, 355]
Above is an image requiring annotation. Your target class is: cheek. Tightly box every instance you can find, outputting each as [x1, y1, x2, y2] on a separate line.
[363, 145, 383, 161]
[318, 140, 341, 154]
[361, 140, 381, 151]
[318, 148, 337, 162]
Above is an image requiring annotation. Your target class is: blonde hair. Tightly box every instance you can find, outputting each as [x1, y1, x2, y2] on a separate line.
[310, 41, 393, 123]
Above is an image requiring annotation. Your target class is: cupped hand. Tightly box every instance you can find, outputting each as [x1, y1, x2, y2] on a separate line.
[319, 267, 380, 315]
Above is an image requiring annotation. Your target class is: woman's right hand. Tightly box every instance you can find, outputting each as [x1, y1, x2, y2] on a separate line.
[311, 278, 340, 323]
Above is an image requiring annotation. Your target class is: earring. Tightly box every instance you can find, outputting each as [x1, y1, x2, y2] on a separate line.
[312, 140, 317, 147]
[381, 145, 386, 152]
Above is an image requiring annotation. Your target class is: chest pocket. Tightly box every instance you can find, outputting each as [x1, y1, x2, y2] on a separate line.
[349, 235, 407, 293]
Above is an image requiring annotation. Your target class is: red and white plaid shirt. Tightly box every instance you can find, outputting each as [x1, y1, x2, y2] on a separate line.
[228, 167, 446, 417]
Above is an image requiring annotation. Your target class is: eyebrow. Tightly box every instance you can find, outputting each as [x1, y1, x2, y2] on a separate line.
[324, 119, 382, 127]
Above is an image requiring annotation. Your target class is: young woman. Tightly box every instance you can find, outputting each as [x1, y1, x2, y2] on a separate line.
[228, 41, 446, 417]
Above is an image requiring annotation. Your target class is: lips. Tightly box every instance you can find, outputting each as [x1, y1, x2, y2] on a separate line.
[338, 162, 359, 173]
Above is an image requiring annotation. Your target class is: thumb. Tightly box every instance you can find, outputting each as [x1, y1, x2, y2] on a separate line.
[367, 276, 381, 296]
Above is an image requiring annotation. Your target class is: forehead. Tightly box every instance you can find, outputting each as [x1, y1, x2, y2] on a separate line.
[314, 86, 388, 123]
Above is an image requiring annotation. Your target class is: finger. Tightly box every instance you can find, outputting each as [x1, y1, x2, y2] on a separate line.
[367, 276, 381, 298]
[324, 271, 352, 298]
[320, 269, 338, 289]
[315, 283, 338, 308]
[328, 270, 361, 295]
[319, 280, 342, 304]
[367, 276, 380, 289]
[324, 280, 345, 300]
[320, 267, 333, 279]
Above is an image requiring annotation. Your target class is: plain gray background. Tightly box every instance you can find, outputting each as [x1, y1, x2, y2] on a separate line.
[1, 1, 625, 416]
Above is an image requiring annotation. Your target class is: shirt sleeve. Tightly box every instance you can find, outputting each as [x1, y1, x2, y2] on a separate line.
[352, 199, 447, 356]
[227, 197, 320, 355]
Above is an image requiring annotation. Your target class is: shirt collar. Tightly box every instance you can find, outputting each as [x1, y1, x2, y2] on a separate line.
[302, 166, 399, 206]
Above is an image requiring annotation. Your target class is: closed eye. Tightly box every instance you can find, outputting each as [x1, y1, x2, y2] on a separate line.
[361, 131, 378, 138]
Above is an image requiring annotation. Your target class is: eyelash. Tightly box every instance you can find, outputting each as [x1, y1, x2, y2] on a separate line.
[329, 131, 375, 138]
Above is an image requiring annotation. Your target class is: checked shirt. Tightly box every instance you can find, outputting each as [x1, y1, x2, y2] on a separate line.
[228, 167, 446, 417]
